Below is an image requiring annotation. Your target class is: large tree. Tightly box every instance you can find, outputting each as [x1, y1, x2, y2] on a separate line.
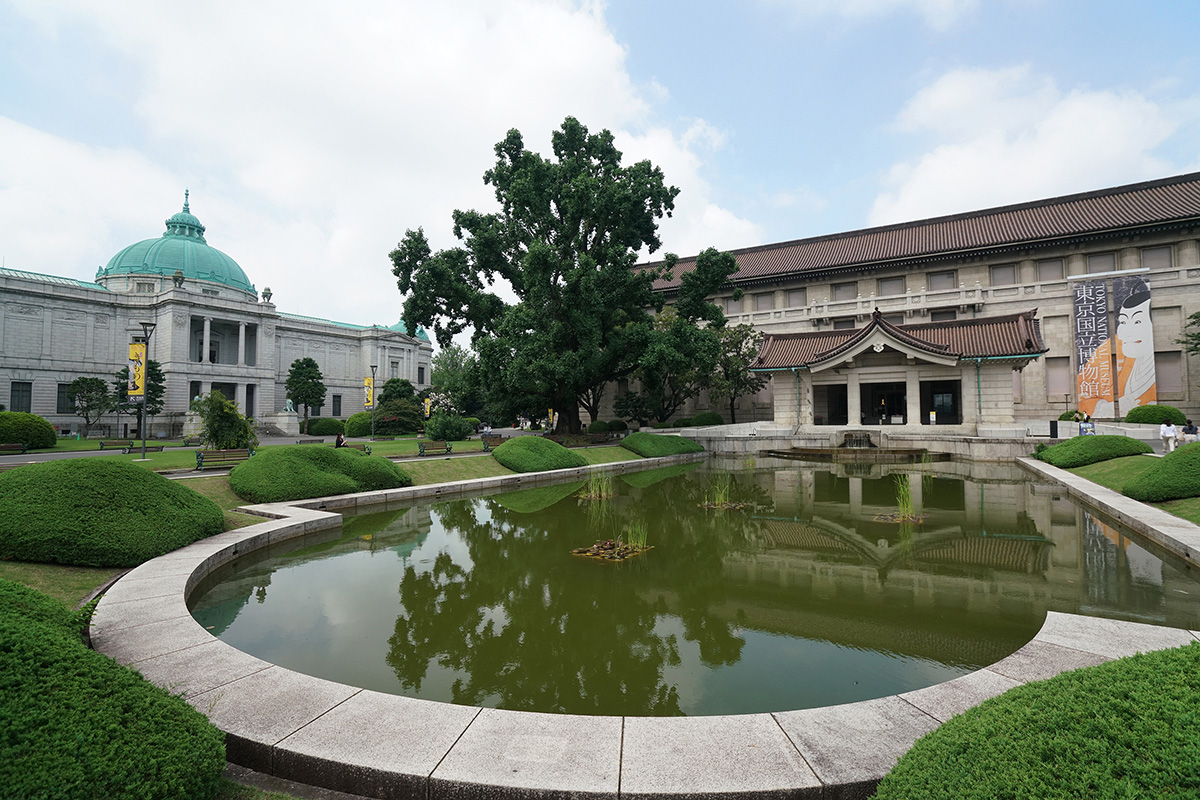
[708, 324, 767, 424]
[285, 357, 326, 430]
[431, 344, 483, 418]
[391, 117, 683, 433]
[67, 377, 112, 436]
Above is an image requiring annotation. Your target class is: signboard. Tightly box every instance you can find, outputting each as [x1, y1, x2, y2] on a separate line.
[1072, 280, 1114, 418]
[1079, 421, 1096, 436]
[364, 377, 374, 409]
[423, 398, 431, 419]
[128, 342, 147, 398]
[1112, 275, 1157, 413]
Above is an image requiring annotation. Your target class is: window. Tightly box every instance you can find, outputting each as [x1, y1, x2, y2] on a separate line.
[390, 361, 399, 379]
[1046, 357, 1070, 396]
[928, 271, 956, 291]
[990, 264, 1017, 286]
[1037, 259, 1064, 281]
[877, 276, 904, 297]
[1156, 351, 1183, 395]
[202, 288, 219, 296]
[136, 282, 155, 293]
[832, 282, 857, 301]
[832, 318, 855, 330]
[57, 383, 72, 414]
[930, 309, 957, 322]
[725, 296, 741, 315]
[417, 366, 425, 384]
[787, 288, 806, 308]
[1087, 253, 1116, 274]
[755, 292, 774, 311]
[9, 381, 32, 413]
[1142, 246, 1172, 270]
[332, 395, 342, 417]
[882, 314, 905, 325]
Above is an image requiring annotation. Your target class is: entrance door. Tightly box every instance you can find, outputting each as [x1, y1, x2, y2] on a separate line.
[860, 382, 907, 425]
[920, 380, 961, 424]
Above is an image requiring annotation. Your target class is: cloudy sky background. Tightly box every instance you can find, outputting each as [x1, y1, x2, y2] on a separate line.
[2, 0, 1199, 337]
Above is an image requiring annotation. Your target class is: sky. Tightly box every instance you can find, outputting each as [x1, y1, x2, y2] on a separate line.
[2, 0, 1199, 339]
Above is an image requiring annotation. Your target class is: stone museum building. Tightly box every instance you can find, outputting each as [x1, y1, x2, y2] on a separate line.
[0, 194, 433, 437]
[650, 171, 1200, 433]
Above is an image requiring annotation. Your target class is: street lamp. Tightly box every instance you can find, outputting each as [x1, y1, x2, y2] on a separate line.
[138, 321, 156, 461]
[370, 364, 378, 441]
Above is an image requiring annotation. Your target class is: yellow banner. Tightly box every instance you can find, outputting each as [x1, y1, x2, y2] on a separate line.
[423, 397, 432, 418]
[128, 342, 146, 397]
[364, 377, 374, 409]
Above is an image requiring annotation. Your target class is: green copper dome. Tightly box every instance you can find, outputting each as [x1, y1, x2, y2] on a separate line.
[96, 192, 256, 298]
[389, 319, 431, 342]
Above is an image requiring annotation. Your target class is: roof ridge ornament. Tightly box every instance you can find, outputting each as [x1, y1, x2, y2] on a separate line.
[183, 188, 190, 213]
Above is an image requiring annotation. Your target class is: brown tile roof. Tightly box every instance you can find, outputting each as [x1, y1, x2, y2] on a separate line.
[750, 309, 1047, 370]
[651, 171, 1200, 290]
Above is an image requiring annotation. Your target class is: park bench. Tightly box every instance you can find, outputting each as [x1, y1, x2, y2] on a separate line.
[195, 448, 254, 471]
[99, 440, 134, 450]
[296, 438, 325, 445]
[123, 444, 166, 454]
[418, 440, 452, 457]
[332, 442, 372, 454]
[481, 434, 504, 452]
[0, 442, 29, 455]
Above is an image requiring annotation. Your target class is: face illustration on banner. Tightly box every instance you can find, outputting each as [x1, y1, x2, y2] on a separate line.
[1117, 291, 1153, 361]
[1116, 285, 1156, 408]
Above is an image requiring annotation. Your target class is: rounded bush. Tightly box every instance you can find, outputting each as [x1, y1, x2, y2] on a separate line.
[491, 436, 588, 472]
[425, 413, 474, 441]
[375, 398, 421, 435]
[1122, 442, 1200, 502]
[874, 643, 1200, 800]
[305, 417, 344, 436]
[0, 581, 226, 799]
[691, 411, 724, 426]
[675, 417, 694, 427]
[0, 411, 57, 449]
[1124, 404, 1186, 425]
[0, 460, 223, 567]
[620, 431, 705, 458]
[1057, 409, 1083, 421]
[607, 419, 628, 432]
[587, 420, 610, 434]
[345, 411, 372, 438]
[1033, 435, 1152, 469]
[229, 446, 412, 503]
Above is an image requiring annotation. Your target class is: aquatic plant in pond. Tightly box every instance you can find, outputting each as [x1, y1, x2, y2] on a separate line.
[579, 472, 615, 499]
[699, 473, 753, 510]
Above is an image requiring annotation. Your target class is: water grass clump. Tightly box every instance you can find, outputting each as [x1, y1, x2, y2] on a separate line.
[699, 475, 752, 510]
[578, 472, 615, 499]
[572, 522, 652, 562]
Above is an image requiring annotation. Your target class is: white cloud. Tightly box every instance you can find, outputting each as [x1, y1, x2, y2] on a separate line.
[869, 65, 1180, 225]
[1, 1, 749, 328]
[766, 0, 980, 30]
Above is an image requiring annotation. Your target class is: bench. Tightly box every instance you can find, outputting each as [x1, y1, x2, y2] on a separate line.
[195, 449, 254, 471]
[296, 438, 325, 445]
[481, 435, 504, 452]
[99, 440, 134, 450]
[0, 442, 29, 455]
[332, 442, 372, 455]
[123, 444, 166, 454]
[418, 440, 452, 457]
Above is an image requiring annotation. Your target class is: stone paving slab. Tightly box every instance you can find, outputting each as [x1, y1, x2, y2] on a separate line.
[1034, 610, 1198, 659]
[986, 638, 1112, 684]
[898, 668, 1021, 723]
[90, 611, 215, 664]
[124, 639, 274, 699]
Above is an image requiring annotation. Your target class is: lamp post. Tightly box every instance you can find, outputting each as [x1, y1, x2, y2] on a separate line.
[138, 321, 156, 460]
[370, 364, 378, 441]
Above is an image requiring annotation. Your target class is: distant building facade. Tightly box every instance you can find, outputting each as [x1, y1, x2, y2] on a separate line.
[0, 195, 432, 436]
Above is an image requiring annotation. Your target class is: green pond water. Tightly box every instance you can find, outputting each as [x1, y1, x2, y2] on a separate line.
[189, 458, 1200, 716]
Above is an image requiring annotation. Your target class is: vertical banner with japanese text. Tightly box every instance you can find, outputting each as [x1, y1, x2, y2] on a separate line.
[1072, 280, 1114, 417]
[128, 342, 147, 399]
[364, 377, 374, 409]
[1112, 275, 1156, 413]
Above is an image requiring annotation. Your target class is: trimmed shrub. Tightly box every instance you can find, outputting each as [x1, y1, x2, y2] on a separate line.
[0, 411, 57, 449]
[675, 417, 694, 427]
[1057, 409, 1082, 421]
[874, 643, 1200, 800]
[621, 431, 705, 458]
[0, 460, 223, 567]
[652, 421, 674, 429]
[587, 420, 610, 434]
[229, 446, 412, 503]
[1033, 434, 1152, 469]
[374, 398, 422, 435]
[491, 436, 588, 472]
[1122, 442, 1200, 502]
[425, 413, 474, 441]
[691, 411, 724, 426]
[305, 417, 344, 436]
[465, 417, 481, 431]
[1124, 403, 1186, 425]
[607, 419, 628, 432]
[0, 581, 226, 799]
[345, 411, 372, 438]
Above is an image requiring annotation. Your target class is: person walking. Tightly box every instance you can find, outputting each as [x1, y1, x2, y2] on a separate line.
[1160, 419, 1178, 454]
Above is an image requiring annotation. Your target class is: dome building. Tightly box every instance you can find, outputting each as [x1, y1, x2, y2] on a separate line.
[0, 194, 432, 437]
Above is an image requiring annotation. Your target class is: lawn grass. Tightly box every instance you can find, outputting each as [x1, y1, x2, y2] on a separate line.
[1068, 454, 1200, 526]
[182, 475, 264, 529]
[0, 562, 120, 608]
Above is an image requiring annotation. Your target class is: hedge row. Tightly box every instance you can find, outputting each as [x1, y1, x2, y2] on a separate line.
[490, 436, 588, 472]
[0, 460, 224, 567]
[620, 431, 705, 458]
[229, 446, 413, 503]
[305, 417, 344, 436]
[0, 580, 226, 799]
[1033, 435, 1152, 469]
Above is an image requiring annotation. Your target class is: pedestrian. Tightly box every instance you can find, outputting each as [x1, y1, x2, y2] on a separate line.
[335, 432, 347, 448]
[1160, 419, 1178, 454]
[1183, 419, 1199, 444]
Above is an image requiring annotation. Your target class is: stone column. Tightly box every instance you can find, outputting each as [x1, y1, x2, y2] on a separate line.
[232, 384, 242, 411]
[202, 317, 212, 363]
[798, 371, 814, 426]
[847, 369, 861, 426]
[849, 477, 863, 518]
[237, 322, 246, 366]
[906, 369, 920, 426]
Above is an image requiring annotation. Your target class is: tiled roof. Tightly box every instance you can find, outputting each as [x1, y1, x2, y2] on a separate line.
[750, 309, 1046, 370]
[652, 172, 1200, 290]
[0, 267, 108, 291]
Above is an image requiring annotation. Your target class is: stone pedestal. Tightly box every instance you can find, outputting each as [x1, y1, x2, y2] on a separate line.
[262, 412, 301, 436]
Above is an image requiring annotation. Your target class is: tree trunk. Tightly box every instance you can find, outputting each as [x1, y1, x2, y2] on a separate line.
[729, 397, 738, 425]
[557, 404, 583, 434]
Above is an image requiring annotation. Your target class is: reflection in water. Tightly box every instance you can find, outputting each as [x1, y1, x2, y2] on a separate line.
[189, 459, 1200, 716]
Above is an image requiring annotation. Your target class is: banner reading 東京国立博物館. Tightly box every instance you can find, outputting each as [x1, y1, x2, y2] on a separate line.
[1112, 275, 1156, 413]
[1073, 280, 1114, 418]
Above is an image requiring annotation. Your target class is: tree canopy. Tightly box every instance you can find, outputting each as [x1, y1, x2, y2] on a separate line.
[67, 377, 111, 436]
[285, 357, 326, 424]
[709, 324, 767, 424]
[113, 360, 165, 419]
[392, 116, 700, 433]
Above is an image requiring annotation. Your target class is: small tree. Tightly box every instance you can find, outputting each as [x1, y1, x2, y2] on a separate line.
[708, 324, 767, 424]
[67, 377, 112, 436]
[285, 357, 326, 431]
[113, 360, 165, 417]
[194, 390, 258, 450]
[378, 378, 416, 404]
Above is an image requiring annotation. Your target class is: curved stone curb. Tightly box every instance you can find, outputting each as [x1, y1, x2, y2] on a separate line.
[92, 456, 1200, 800]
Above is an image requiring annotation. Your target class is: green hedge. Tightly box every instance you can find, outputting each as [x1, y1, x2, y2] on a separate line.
[607, 420, 628, 432]
[345, 411, 372, 437]
[1122, 442, 1200, 502]
[691, 411, 724, 426]
[620, 431, 705, 458]
[873, 642, 1200, 799]
[229, 445, 412, 503]
[1033, 434, 1152, 468]
[1124, 404, 1186, 425]
[0, 580, 226, 799]
[587, 420, 609, 434]
[305, 417, 344, 436]
[425, 413, 474, 441]
[0, 411, 57, 449]
[0, 460, 223, 567]
[491, 436, 588, 472]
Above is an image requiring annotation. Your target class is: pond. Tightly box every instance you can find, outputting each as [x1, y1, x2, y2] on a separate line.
[189, 457, 1200, 716]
